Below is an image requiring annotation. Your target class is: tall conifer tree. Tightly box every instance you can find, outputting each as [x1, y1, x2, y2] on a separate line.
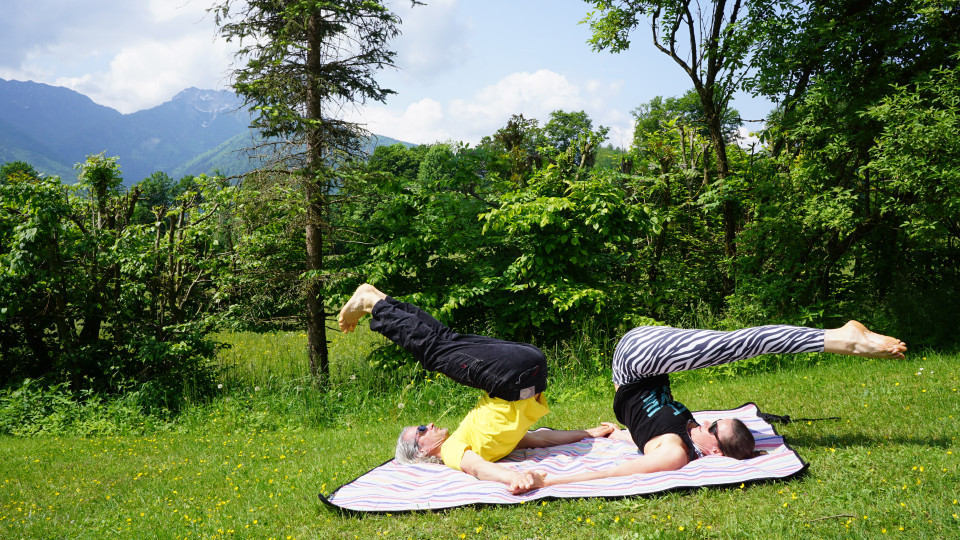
[212, 0, 404, 384]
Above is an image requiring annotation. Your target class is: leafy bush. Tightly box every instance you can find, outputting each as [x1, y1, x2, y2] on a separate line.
[0, 155, 228, 403]
[0, 379, 171, 436]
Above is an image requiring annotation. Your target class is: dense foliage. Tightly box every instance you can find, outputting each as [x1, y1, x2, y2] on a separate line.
[0, 157, 230, 410]
[1, 0, 958, 408]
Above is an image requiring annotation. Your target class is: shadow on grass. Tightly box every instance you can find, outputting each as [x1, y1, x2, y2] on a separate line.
[782, 430, 953, 450]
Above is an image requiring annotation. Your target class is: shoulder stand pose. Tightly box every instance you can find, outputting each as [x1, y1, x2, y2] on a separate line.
[337, 284, 614, 494]
[534, 321, 907, 489]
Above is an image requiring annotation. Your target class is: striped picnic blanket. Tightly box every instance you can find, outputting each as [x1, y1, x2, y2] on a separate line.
[321, 403, 806, 512]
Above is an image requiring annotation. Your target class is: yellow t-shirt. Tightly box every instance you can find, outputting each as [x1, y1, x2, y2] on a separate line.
[439, 392, 549, 471]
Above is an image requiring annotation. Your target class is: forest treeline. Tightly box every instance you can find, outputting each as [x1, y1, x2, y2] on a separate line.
[1, 0, 958, 407]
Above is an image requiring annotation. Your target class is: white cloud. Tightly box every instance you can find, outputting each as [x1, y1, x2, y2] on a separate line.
[149, 0, 209, 22]
[734, 126, 763, 148]
[54, 34, 232, 113]
[359, 98, 451, 145]
[1, 0, 229, 113]
[445, 70, 582, 140]
[390, 0, 471, 80]
[356, 69, 636, 147]
[598, 111, 636, 150]
[5, 0, 760, 149]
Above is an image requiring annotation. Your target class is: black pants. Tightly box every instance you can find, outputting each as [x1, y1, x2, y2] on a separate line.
[370, 297, 547, 401]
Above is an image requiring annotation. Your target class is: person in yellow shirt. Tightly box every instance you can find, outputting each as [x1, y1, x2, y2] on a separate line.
[338, 284, 614, 494]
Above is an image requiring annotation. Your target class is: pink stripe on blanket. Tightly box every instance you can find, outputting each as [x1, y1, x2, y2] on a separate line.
[321, 403, 807, 512]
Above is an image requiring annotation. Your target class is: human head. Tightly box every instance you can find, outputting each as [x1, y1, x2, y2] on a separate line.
[692, 418, 756, 459]
[718, 418, 755, 460]
[394, 424, 445, 465]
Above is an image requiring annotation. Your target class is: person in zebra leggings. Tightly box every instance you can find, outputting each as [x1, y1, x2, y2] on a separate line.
[337, 284, 616, 494]
[529, 321, 906, 490]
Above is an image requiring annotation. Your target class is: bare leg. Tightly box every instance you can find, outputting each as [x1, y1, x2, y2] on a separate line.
[824, 320, 907, 359]
[337, 283, 387, 333]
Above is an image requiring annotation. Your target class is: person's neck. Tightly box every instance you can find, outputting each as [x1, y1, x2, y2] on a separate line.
[423, 438, 445, 458]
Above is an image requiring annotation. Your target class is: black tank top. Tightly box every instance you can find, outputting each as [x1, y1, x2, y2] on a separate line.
[612, 374, 698, 462]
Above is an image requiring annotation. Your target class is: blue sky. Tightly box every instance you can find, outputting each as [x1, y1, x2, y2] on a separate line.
[0, 0, 770, 147]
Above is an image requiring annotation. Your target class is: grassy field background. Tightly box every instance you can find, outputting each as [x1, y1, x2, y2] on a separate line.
[1, 323, 957, 539]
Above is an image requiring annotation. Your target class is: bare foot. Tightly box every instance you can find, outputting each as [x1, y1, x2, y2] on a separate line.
[337, 284, 386, 333]
[824, 320, 907, 359]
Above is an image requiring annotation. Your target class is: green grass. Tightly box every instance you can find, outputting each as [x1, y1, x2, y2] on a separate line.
[1, 325, 958, 539]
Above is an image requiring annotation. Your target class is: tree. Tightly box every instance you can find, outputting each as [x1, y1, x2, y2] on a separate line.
[483, 114, 546, 183]
[0, 155, 229, 402]
[343, 143, 507, 319]
[861, 59, 960, 344]
[0, 161, 40, 184]
[212, 0, 407, 385]
[131, 172, 197, 225]
[544, 110, 588, 155]
[736, 0, 960, 326]
[748, 0, 959, 156]
[632, 89, 740, 149]
[543, 110, 610, 170]
[479, 154, 647, 339]
[584, 0, 762, 284]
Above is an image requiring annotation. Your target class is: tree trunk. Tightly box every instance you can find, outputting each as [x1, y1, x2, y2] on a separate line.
[304, 11, 329, 386]
[304, 181, 328, 385]
[701, 92, 737, 295]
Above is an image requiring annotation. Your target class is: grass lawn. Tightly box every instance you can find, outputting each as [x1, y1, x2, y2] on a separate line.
[1, 327, 957, 539]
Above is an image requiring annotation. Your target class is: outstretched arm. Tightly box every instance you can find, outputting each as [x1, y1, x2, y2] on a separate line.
[515, 422, 617, 449]
[460, 431, 688, 494]
[459, 450, 546, 494]
[543, 438, 690, 488]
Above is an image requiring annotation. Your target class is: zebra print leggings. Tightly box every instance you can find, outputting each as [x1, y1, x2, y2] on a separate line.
[612, 325, 825, 386]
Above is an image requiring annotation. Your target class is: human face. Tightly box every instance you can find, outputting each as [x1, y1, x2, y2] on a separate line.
[406, 423, 448, 455]
[708, 420, 728, 456]
[690, 418, 728, 456]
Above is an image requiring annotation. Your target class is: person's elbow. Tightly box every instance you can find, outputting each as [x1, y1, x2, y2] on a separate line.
[459, 451, 502, 482]
[458, 454, 483, 479]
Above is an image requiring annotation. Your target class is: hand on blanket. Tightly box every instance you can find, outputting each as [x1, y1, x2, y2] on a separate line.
[585, 422, 618, 438]
[605, 425, 635, 444]
[507, 470, 548, 495]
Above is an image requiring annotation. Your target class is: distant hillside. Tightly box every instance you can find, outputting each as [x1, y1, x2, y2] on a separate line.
[0, 79, 412, 185]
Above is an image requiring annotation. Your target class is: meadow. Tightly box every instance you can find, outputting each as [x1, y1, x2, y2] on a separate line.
[1, 324, 957, 539]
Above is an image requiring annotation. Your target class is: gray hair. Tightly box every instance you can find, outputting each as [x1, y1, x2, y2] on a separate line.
[395, 426, 443, 465]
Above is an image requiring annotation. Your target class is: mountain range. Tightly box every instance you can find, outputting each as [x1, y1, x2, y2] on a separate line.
[0, 79, 407, 185]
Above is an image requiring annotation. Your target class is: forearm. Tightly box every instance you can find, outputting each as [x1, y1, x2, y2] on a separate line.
[467, 459, 519, 485]
[543, 459, 642, 488]
[544, 468, 616, 487]
[518, 429, 588, 448]
[517, 422, 616, 449]
[459, 451, 545, 494]
[545, 449, 689, 488]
